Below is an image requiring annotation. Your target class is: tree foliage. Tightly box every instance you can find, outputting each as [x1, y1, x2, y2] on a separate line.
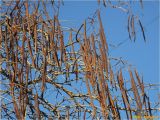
[0, 0, 159, 120]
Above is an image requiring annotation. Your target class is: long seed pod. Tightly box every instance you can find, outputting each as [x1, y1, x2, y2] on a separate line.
[0, 24, 2, 49]
[98, 59, 108, 118]
[117, 70, 132, 119]
[131, 15, 136, 41]
[27, 38, 35, 68]
[109, 62, 114, 87]
[106, 83, 117, 118]
[97, 11, 108, 77]
[128, 15, 131, 40]
[115, 100, 121, 119]
[97, 10, 108, 52]
[140, 0, 143, 9]
[13, 100, 21, 120]
[129, 69, 142, 113]
[34, 20, 38, 54]
[134, 70, 145, 97]
[41, 48, 47, 94]
[138, 19, 146, 42]
[90, 34, 97, 62]
[85, 78, 96, 118]
[34, 93, 41, 120]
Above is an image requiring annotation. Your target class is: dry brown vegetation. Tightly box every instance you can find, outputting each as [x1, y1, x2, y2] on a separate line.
[0, 0, 159, 120]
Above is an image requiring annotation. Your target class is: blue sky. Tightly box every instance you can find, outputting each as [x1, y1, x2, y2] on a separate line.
[58, 1, 159, 117]
[58, 1, 159, 87]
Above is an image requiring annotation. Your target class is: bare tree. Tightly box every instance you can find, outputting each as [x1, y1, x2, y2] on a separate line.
[0, 0, 159, 120]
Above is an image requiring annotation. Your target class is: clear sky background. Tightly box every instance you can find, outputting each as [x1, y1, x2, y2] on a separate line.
[59, 1, 159, 83]
[58, 0, 159, 114]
